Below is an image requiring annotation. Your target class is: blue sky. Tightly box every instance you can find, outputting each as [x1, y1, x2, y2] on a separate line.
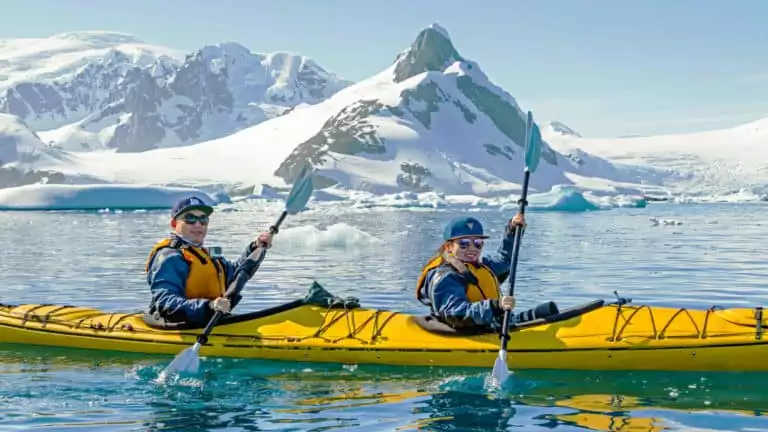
[2, 0, 767, 138]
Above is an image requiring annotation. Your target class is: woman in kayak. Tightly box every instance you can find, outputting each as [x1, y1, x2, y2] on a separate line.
[144, 196, 273, 327]
[416, 213, 525, 331]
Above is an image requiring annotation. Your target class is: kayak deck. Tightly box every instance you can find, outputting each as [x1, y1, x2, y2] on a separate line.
[1, 292, 767, 371]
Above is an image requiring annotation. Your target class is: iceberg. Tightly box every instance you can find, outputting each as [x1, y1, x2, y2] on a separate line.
[522, 185, 647, 212]
[229, 185, 647, 213]
[0, 184, 227, 211]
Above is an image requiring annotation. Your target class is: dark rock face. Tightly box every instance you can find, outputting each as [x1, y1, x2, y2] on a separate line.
[393, 26, 463, 83]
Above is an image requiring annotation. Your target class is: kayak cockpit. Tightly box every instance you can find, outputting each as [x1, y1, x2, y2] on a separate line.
[141, 299, 308, 330]
[412, 299, 606, 336]
[141, 281, 364, 331]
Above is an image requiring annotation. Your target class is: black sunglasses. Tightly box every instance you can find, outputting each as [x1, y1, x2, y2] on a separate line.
[457, 238, 484, 249]
[179, 213, 209, 225]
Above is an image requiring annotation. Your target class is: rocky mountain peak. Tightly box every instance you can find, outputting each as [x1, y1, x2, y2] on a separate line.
[393, 23, 464, 83]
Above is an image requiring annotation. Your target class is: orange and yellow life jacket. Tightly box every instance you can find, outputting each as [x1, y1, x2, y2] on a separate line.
[145, 237, 226, 300]
[415, 254, 501, 306]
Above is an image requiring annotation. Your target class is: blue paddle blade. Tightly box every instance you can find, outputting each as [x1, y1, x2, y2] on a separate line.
[285, 164, 314, 214]
[525, 118, 542, 172]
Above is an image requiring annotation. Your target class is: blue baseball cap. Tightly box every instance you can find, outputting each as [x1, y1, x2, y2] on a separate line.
[171, 195, 214, 219]
[443, 216, 489, 241]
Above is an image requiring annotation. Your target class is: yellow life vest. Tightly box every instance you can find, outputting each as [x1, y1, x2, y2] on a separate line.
[145, 238, 226, 300]
[415, 254, 501, 306]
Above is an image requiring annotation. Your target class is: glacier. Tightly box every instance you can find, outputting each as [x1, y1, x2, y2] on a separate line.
[543, 117, 768, 198]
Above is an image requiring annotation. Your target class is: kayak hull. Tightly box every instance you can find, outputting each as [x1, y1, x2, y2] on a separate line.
[1, 295, 767, 371]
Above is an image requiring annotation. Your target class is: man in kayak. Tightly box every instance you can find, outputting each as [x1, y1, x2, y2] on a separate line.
[144, 196, 273, 326]
[416, 214, 526, 331]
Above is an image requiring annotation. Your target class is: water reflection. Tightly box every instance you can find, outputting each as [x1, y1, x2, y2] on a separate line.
[3, 344, 768, 431]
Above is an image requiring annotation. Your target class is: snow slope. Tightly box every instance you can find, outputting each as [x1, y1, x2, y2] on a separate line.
[543, 117, 768, 196]
[18, 23, 659, 202]
[0, 31, 181, 88]
[0, 113, 48, 163]
[0, 113, 73, 188]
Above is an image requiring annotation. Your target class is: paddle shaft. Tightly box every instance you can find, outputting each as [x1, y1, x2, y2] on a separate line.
[196, 210, 287, 344]
[498, 167, 532, 349]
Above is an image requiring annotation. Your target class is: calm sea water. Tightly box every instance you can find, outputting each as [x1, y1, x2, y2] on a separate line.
[1, 200, 768, 431]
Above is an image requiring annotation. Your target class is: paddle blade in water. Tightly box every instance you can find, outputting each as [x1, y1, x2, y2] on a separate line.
[490, 349, 511, 387]
[285, 164, 314, 215]
[163, 343, 201, 375]
[524, 116, 542, 172]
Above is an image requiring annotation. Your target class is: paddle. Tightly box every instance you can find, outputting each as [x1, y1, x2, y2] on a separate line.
[160, 165, 314, 376]
[490, 110, 542, 386]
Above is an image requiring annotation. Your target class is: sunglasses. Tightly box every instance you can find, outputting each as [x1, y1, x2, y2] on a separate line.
[179, 213, 209, 225]
[457, 238, 484, 249]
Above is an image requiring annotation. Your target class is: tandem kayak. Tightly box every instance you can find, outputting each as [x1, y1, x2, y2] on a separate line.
[1, 282, 767, 372]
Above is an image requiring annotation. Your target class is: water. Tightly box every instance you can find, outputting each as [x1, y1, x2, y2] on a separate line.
[1, 200, 768, 431]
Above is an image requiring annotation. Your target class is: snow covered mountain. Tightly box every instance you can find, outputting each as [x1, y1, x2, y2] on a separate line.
[0, 32, 182, 131]
[0, 31, 351, 153]
[269, 24, 652, 195]
[18, 24, 658, 197]
[4, 26, 765, 201]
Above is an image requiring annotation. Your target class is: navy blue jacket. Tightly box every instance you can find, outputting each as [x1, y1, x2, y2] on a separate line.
[146, 234, 260, 325]
[422, 226, 523, 329]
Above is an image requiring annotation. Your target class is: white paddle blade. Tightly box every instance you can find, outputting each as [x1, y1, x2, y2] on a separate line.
[163, 343, 201, 375]
[490, 349, 511, 387]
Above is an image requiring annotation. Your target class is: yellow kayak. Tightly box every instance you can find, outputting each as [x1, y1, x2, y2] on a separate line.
[1, 282, 767, 371]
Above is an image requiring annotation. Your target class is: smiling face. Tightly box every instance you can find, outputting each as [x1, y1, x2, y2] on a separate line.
[172, 210, 209, 244]
[446, 236, 485, 263]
